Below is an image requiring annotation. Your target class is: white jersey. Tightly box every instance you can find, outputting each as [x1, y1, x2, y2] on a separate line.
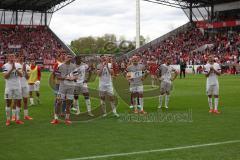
[2, 62, 22, 90]
[159, 64, 175, 83]
[204, 63, 221, 86]
[76, 63, 89, 84]
[97, 63, 112, 86]
[19, 63, 30, 88]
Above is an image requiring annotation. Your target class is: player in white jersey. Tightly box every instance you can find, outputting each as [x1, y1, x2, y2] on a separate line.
[2, 53, 24, 126]
[126, 56, 148, 114]
[158, 57, 178, 109]
[51, 54, 77, 125]
[17, 54, 33, 120]
[203, 55, 221, 114]
[97, 55, 119, 117]
[72, 56, 94, 116]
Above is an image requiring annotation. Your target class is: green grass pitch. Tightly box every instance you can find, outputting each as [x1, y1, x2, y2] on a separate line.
[0, 72, 240, 160]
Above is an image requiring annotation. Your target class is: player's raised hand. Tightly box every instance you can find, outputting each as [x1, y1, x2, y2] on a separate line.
[23, 63, 26, 72]
[210, 66, 214, 72]
[12, 63, 16, 70]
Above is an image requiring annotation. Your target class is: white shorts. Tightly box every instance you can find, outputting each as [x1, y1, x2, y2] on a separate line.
[4, 88, 22, 100]
[130, 85, 143, 93]
[74, 83, 89, 95]
[207, 84, 219, 96]
[21, 86, 29, 98]
[151, 75, 157, 79]
[29, 83, 40, 92]
[99, 85, 114, 96]
[58, 85, 75, 100]
[160, 81, 172, 93]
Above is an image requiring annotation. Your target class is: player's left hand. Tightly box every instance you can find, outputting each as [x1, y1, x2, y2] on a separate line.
[35, 80, 40, 85]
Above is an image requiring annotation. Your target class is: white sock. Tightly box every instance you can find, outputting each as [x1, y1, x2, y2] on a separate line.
[54, 114, 58, 120]
[73, 99, 78, 107]
[24, 109, 28, 116]
[16, 107, 20, 120]
[159, 95, 163, 107]
[6, 107, 11, 120]
[65, 114, 70, 120]
[214, 98, 219, 110]
[139, 97, 143, 111]
[110, 101, 117, 114]
[12, 109, 16, 117]
[165, 95, 169, 107]
[101, 100, 106, 113]
[208, 97, 213, 109]
[134, 98, 138, 109]
[30, 98, 34, 104]
[152, 80, 154, 87]
[85, 99, 91, 112]
[76, 104, 80, 113]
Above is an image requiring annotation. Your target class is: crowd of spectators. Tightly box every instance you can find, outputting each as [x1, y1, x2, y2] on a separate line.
[0, 25, 240, 74]
[0, 26, 66, 66]
[123, 27, 240, 67]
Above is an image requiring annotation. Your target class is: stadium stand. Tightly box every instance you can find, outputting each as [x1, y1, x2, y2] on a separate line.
[0, 25, 71, 70]
[121, 0, 240, 74]
[120, 26, 240, 74]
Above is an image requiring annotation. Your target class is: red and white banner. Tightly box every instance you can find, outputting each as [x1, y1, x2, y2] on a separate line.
[0, 24, 45, 29]
[196, 20, 240, 29]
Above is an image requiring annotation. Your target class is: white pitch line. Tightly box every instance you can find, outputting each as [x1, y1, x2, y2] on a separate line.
[63, 140, 240, 160]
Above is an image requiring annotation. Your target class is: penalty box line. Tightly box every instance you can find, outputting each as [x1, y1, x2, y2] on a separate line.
[63, 140, 240, 160]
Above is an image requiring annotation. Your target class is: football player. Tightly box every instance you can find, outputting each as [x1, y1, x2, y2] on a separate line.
[51, 54, 77, 125]
[97, 55, 119, 117]
[158, 57, 178, 109]
[72, 56, 94, 116]
[18, 53, 33, 120]
[149, 57, 159, 88]
[2, 53, 24, 126]
[126, 56, 147, 114]
[28, 59, 41, 106]
[204, 55, 221, 114]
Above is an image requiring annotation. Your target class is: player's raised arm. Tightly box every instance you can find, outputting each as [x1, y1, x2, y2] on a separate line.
[171, 68, 178, 81]
[157, 65, 162, 80]
[23, 64, 30, 80]
[203, 66, 211, 77]
[107, 63, 114, 76]
[3, 64, 14, 79]
[213, 64, 221, 76]
[85, 65, 92, 83]
[124, 63, 131, 79]
[142, 65, 148, 81]
[97, 64, 104, 76]
[56, 66, 66, 81]
[15, 63, 23, 77]
[97, 55, 107, 76]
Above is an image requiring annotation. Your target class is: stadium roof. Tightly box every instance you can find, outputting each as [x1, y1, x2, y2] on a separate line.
[143, 0, 240, 9]
[1, 0, 239, 12]
[0, 0, 76, 13]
